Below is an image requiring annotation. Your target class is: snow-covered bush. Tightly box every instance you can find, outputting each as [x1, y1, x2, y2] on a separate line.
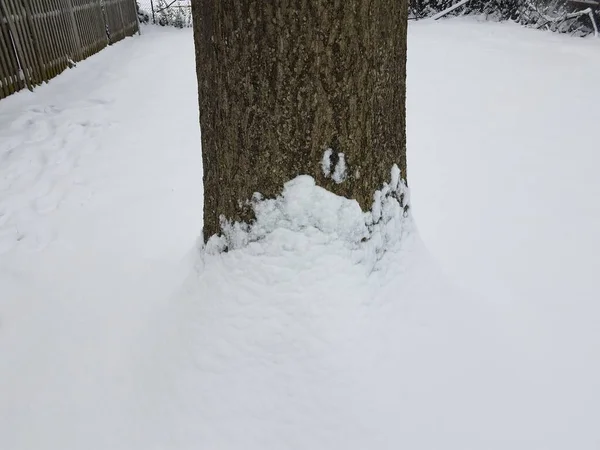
[410, 0, 520, 19]
[155, 0, 192, 28]
[518, 0, 599, 37]
[410, 0, 599, 37]
[137, 2, 150, 24]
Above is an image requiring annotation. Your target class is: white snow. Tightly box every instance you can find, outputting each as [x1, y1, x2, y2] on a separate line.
[321, 147, 333, 176]
[321, 148, 347, 183]
[207, 166, 409, 271]
[332, 152, 346, 183]
[0, 27, 203, 449]
[1, 18, 600, 450]
[208, 175, 370, 253]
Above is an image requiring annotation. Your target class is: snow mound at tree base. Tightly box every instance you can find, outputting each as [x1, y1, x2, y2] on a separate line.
[136, 177, 536, 450]
[205, 165, 410, 271]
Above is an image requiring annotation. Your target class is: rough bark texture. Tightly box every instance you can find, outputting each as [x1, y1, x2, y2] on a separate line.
[193, 0, 408, 241]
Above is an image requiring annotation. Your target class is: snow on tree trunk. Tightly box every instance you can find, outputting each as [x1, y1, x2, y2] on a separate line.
[193, 0, 408, 241]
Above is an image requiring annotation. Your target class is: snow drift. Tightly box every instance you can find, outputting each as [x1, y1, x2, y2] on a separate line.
[137, 194, 525, 450]
[135, 169, 543, 450]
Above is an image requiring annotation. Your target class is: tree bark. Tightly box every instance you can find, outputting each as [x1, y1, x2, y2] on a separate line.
[193, 0, 408, 241]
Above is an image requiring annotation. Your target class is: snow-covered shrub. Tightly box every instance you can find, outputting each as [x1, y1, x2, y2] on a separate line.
[137, 2, 150, 24]
[155, 0, 192, 28]
[409, 0, 599, 37]
[518, 0, 599, 37]
[410, 0, 520, 19]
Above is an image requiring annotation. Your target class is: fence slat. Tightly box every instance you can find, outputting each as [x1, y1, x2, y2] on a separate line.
[21, 0, 46, 82]
[17, 0, 44, 84]
[50, 0, 71, 70]
[63, 0, 82, 60]
[34, 0, 64, 78]
[72, 1, 91, 58]
[0, 12, 20, 96]
[116, 0, 125, 39]
[1, 8, 24, 94]
[85, 0, 108, 57]
[30, 0, 57, 79]
[1, 0, 33, 89]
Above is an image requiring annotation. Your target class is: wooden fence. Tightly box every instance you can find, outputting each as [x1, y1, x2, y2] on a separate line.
[0, 0, 139, 100]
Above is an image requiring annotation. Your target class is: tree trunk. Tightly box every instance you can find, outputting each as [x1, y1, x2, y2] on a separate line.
[193, 0, 408, 241]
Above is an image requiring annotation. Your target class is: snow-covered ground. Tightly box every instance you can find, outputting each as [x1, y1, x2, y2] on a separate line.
[0, 27, 203, 449]
[1, 19, 600, 449]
